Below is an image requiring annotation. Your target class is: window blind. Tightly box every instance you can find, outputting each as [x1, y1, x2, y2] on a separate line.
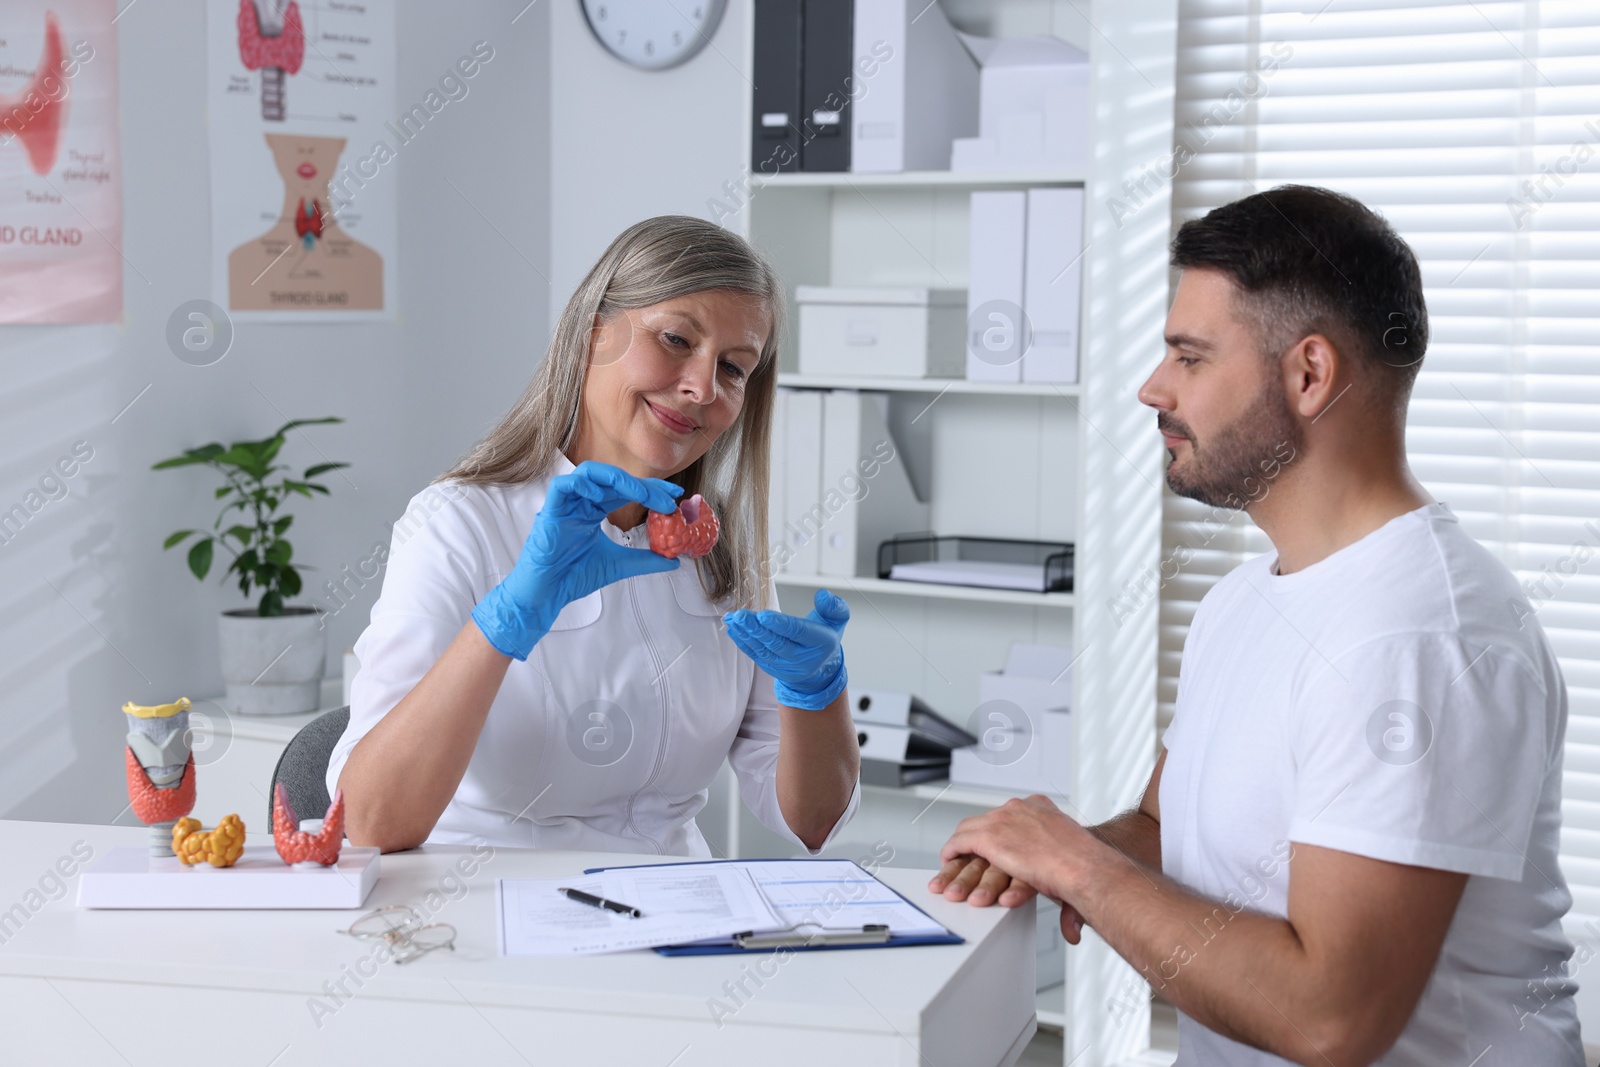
[1166, 0, 1600, 924]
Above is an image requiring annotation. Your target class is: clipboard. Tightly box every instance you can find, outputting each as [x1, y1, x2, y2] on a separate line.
[581, 857, 965, 956]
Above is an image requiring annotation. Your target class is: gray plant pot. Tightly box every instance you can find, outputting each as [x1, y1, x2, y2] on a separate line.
[217, 607, 326, 715]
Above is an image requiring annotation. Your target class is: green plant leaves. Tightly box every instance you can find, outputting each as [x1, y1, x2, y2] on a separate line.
[154, 417, 345, 614]
[274, 417, 342, 436]
[187, 538, 214, 580]
[151, 443, 225, 470]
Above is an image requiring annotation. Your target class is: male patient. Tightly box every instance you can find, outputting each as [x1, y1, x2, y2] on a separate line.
[932, 185, 1585, 1065]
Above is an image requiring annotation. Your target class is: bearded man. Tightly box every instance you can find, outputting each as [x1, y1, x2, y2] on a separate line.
[931, 185, 1585, 1067]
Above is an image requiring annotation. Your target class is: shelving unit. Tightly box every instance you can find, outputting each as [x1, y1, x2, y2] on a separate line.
[718, 4, 1180, 1064]
[861, 778, 1070, 810]
[1038, 983, 1068, 1031]
[777, 371, 1081, 397]
[751, 168, 1087, 188]
[776, 571, 1075, 609]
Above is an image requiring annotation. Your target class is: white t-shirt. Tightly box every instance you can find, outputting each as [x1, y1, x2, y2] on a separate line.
[326, 451, 860, 857]
[1159, 502, 1583, 1065]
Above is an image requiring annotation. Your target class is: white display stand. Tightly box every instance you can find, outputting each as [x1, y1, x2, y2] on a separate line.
[78, 844, 381, 909]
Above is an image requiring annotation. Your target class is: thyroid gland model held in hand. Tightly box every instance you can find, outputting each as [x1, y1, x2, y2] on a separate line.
[227, 133, 383, 311]
[647, 494, 720, 559]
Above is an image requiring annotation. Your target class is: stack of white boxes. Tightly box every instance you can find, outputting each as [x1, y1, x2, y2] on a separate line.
[950, 642, 1073, 798]
[951, 34, 1091, 173]
[966, 187, 1085, 385]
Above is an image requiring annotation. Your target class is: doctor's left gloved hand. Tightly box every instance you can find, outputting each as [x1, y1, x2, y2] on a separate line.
[722, 589, 850, 711]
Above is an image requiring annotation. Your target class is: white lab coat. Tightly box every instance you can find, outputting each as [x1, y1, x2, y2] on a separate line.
[325, 451, 860, 857]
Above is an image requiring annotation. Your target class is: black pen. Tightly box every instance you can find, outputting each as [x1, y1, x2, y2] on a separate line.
[558, 886, 643, 918]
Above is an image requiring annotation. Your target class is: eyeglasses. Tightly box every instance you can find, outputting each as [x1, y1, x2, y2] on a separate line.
[338, 904, 457, 965]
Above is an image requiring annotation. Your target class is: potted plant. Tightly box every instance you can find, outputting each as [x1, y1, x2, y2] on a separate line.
[155, 418, 348, 716]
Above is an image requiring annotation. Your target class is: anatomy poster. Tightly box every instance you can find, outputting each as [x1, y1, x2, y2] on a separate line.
[207, 0, 396, 320]
[0, 0, 121, 324]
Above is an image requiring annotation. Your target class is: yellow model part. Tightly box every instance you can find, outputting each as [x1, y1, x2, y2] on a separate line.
[172, 814, 247, 867]
[122, 697, 193, 719]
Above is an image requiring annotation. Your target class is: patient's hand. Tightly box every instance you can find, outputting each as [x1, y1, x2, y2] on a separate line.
[928, 855, 1038, 907]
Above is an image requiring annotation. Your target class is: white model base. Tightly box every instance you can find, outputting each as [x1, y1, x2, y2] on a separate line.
[76, 843, 380, 909]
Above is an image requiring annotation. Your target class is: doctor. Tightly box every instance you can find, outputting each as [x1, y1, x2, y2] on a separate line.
[328, 215, 862, 856]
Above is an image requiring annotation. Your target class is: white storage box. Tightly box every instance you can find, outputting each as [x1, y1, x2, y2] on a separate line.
[950, 34, 1090, 173]
[950, 703, 1071, 797]
[950, 642, 1074, 797]
[797, 286, 967, 378]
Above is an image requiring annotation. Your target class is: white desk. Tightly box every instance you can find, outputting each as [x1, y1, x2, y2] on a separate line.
[0, 820, 1037, 1066]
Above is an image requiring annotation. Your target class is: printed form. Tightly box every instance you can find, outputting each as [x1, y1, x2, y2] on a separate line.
[498, 864, 780, 956]
[497, 860, 948, 956]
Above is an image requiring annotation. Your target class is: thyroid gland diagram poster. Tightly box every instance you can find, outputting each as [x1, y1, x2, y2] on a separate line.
[0, 0, 121, 324]
[207, 0, 396, 320]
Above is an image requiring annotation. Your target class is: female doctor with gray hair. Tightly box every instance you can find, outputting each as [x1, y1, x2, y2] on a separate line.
[326, 215, 861, 856]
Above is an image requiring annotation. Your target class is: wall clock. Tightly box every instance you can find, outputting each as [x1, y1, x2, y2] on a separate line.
[579, 0, 728, 71]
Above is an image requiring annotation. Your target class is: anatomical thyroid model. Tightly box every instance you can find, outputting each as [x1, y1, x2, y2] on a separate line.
[272, 782, 346, 866]
[121, 697, 349, 870]
[122, 698, 198, 858]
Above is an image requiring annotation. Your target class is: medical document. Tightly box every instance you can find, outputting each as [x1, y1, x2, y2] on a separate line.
[497, 860, 948, 956]
[497, 864, 781, 956]
[744, 861, 948, 938]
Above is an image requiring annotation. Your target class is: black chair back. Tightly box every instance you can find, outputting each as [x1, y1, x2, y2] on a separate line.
[267, 706, 350, 829]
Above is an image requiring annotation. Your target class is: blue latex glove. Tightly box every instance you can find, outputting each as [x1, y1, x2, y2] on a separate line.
[472, 460, 683, 660]
[722, 589, 850, 710]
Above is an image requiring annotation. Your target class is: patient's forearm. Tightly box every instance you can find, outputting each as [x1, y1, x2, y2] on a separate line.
[1068, 844, 1319, 1061]
[1090, 807, 1162, 872]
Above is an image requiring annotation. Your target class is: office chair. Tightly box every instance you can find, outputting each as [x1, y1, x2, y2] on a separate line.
[267, 706, 350, 829]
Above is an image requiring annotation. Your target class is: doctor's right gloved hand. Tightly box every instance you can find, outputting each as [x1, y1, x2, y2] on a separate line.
[722, 589, 851, 710]
[471, 461, 684, 661]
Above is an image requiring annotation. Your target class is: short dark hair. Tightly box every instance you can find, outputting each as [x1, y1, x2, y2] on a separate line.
[1170, 185, 1428, 398]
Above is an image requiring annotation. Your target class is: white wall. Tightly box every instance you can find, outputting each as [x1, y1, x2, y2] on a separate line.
[1, 0, 551, 825]
[548, 0, 754, 326]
